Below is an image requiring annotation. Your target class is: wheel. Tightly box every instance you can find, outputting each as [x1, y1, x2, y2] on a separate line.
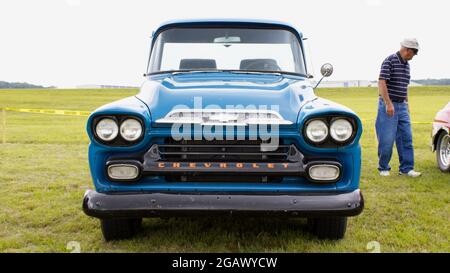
[307, 217, 347, 240]
[100, 218, 142, 241]
[436, 132, 450, 172]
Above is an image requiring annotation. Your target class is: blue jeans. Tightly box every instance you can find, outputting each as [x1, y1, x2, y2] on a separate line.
[375, 98, 414, 173]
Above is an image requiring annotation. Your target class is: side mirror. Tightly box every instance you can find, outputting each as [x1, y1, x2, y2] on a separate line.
[314, 63, 334, 89]
[320, 63, 333, 77]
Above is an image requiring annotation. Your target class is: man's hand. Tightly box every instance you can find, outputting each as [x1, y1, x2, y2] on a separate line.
[385, 101, 395, 116]
[378, 80, 394, 117]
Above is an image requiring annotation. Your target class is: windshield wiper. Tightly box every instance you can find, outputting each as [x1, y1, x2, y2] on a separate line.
[226, 70, 281, 76]
[148, 69, 307, 78]
[172, 70, 223, 75]
[229, 70, 307, 77]
[146, 70, 222, 76]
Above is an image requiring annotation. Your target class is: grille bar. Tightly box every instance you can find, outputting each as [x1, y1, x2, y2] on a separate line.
[142, 140, 304, 183]
[160, 152, 289, 156]
[144, 142, 303, 163]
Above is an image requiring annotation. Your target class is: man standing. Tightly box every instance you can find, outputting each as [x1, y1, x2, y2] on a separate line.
[376, 38, 421, 177]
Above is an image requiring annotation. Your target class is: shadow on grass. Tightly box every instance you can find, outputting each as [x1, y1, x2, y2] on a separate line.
[119, 216, 331, 252]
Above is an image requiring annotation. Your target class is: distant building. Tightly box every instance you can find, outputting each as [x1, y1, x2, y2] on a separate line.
[314, 80, 422, 88]
[76, 84, 138, 89]
[409, 81, 423, 87]
[314, 80, 374, 88]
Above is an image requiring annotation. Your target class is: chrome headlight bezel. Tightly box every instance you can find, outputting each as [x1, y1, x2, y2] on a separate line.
[94, 117, 119, 142]
[120, 118, 144, 142]
[330, 118, 354, 143]
[304, 118, 329, 144]
[92, 115, 145, 146]
[303, 116, 357, 147]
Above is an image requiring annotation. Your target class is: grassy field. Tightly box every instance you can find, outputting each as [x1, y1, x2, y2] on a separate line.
[0, 87, 449, 253]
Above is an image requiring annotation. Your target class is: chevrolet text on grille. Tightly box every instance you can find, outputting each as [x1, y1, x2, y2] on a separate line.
[155, 162, 291, 169]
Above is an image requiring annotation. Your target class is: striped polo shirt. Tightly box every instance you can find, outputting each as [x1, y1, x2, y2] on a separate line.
[379, 51, 411, 101]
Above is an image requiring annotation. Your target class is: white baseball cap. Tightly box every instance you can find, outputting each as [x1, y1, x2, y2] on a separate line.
[400, 38, 420, 51]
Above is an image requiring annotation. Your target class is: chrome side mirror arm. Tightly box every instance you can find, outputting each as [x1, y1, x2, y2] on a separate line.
[314, 63, 333, 89]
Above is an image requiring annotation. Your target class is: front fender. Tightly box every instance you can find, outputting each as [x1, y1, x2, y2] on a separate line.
[86, 96, 152, 152]
[296, 98, 363, 153]
[432, 126, 449, 151]
[295, 98, 363, 192]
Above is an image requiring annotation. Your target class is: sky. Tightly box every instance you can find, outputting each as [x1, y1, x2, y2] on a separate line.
[0, 0, 449, 88]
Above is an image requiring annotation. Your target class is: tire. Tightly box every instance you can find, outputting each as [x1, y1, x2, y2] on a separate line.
[436, 132, 450, 172]
[307, 217, 347, 240]
[100, 218, 142, 241]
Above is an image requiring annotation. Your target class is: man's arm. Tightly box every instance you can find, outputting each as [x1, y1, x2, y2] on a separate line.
[378, 79, 394, 116]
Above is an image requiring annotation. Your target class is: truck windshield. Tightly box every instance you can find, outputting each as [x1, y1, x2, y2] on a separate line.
[148, 27, 307, 76]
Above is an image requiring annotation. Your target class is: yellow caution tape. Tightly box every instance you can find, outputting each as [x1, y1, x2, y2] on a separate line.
[410, 122, 433, 125]
[0, 108, 433, 124]
[361, 119, 432, 125]
[1, 107, 91, 117]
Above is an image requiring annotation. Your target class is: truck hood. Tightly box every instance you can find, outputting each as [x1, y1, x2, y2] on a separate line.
[136, 73, 316, 127]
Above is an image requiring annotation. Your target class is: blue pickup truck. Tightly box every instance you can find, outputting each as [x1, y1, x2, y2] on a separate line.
[83, 19, 364, 241]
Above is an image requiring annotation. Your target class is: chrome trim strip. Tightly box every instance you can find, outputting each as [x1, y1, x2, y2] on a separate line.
[155, 109, 293, 125]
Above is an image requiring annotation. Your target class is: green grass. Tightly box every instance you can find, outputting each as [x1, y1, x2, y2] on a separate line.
[0, 87, 449, 253]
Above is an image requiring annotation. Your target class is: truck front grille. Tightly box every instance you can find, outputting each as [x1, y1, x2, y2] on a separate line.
[142, 139, 304, 183]
[157, 139, 295, 162]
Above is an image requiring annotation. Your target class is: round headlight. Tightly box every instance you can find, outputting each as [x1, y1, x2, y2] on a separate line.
[330, 119, 353, 142]
[95, 118, 119, 141]
[120, 118, 143, 142]
[305, 119, 328, 143]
